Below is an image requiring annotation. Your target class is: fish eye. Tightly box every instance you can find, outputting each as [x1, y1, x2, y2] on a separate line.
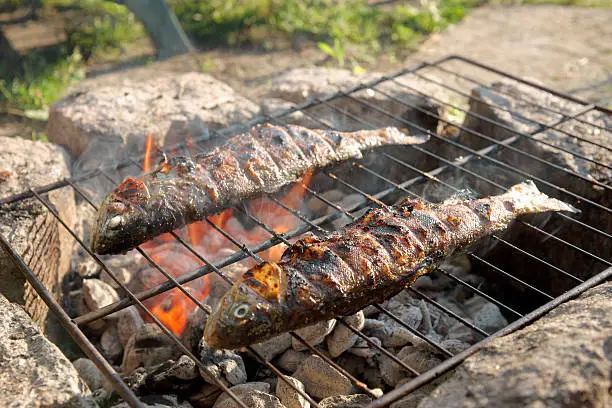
[233, 303, 249, 319]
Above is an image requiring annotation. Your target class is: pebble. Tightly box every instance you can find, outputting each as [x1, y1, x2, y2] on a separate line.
[116, 306, 145, 347]
[252, 333, 292, 361]
[213, 382, 271, 408]
[73, 358, 106, 391]
[292, 320, 336, 351]
[214, 389, 285, 408]
[293, 355, 353, 399]
[199, 338, 247, 386]
[318, 394, 373, 408]
[327, 312, 365, 357]
[276, 350, 310, 373]
[82, 278, 119, 311]
[276, 376, 310, 408]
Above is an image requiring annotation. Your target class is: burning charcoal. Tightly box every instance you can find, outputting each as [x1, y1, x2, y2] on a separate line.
[276, 376, 309, 408]
[73, 358, 106, 391]
[214, 389, 285, 408]
[117, 306, 145, 347]
[101, 324, 123, 362]
[362, 306, 379, 318]
[446, 322, 478, 345]
[439, 339, 469, 354]
[292, 320, 336, 351]
[276, 350, 310, 374]
[388, 389, 432, 408]
[364, 318, 421, 349]
[213, 382, 271, 408]
[293, 355, 353, 399]
[318, 394, 372, 408]
[327, 312, 365, 357]
[168, 355, 200, 381]
[362, 367, 385, 391]
[348, 336, 382, 361]
[188, 383, 222, 408]
[252, 333, 292, 361]
[181, 304, 211, 354]
[100, 266, 132, 289]
[472, 302, 508, 334]
[82, 278, 120, 312]
[111, 394, 193, 408]
[121, 324, 181, 373]
[141, 357, 201, 395]
[198, 339, 247, 386]
[380, 342, 444, 387]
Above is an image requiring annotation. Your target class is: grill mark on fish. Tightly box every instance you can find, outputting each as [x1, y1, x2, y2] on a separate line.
[91, 123, 428, 254]
[203, 181, 578, 349]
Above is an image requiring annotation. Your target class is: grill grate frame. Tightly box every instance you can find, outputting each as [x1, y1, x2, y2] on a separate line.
[0, 55, 610, 408]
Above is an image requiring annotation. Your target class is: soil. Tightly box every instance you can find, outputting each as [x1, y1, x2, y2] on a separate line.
[1, 4, 611, 140]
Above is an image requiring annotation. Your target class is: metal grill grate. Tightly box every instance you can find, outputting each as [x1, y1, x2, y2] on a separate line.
[1, 55, 611, 408]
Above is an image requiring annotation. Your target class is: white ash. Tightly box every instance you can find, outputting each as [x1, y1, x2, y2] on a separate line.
[292, 320, 336, 351]
[327, 312, 365, 358]
[198, 338, 247, 387]
[276, 376, 309, 408]
[293, 355, 353, 400]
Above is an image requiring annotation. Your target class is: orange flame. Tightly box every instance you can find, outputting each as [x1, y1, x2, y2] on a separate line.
[142, 137, 314, 335]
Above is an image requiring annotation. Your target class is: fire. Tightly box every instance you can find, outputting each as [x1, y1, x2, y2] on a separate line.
[140, 134, 313, 335]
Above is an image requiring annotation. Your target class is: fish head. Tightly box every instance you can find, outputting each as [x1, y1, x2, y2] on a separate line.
[204, 262, 284, 349]
[90, 176, 151, 254]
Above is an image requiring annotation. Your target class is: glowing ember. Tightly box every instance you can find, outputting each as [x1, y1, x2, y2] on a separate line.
[140, 135, 314, 335]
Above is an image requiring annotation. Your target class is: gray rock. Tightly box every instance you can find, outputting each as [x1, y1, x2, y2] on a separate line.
[100, 324, 123, 361]
[327, 312, 366, 357]
[100, 266, 132, 289]
[292, 320, 336, 351]
[293, 355, 353, 400]
[420, 282, 612, 408]
[141, 357, 202, 395]
[214, 382, 271, 408]
[46, 72, 259, 159]
[276, 349, 310, 374]
[112, 394, 193, 408]
[472, 302, 508, 334]
[318, 394, 372, 408]
[82, 278, 120, 312]
[121, 323, 181, 373]
[0, 294, 94, 407]
[348, 336, 382, 361]
[199, 338, 247, 386]
[364, 317, 421, 349]
[0, 136, 75, 327]
[276, 376, 309, 408]
[252, 333, 292, 361]
[214, 389, 285, 408]
[73, 358, 106, 391]
[379, 341, 444, 387]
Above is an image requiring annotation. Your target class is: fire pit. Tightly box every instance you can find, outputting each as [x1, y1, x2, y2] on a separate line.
[0, 55, 610, 408]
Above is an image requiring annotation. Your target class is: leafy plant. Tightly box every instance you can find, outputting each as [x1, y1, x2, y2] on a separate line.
[317, 38, 345, 67]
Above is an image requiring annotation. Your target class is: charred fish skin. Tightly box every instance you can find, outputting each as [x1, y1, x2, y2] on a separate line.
[204, 181, 578, 349]
[90, 124, 428, 255]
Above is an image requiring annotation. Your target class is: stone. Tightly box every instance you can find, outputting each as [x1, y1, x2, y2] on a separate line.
[46, 72, 260, 158]
[276, 376, 309, 408]
[293, 355, 353, 400]
[0, 293, 94, 407]
[100, 266, 132, 289]
[420, 282, 612, 408]
[117, 306, 145, 346]
[251, 333, 292, 361]
[327, 311, 366, 357]
[198, 338, 247, 387]
[121, 323, 181, 373]
[0, 136, 76, 327]
[276, 349, 310, 374]
[379, 341, 444, 387]
[348, 336, 382, 361]
[292, 320, 336, 351]
[364, 317, 421, 349]
[318, 394, 372, 408]
[100, 324, 123, 362]
[111, 394, 193, 408]
[73, 358, 106, 392]
[214, 389, 285, 408]
[214, 382, 271, 408]
[471, 302, 508, 334]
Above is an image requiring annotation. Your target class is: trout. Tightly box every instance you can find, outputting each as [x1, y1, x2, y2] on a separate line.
[204, 181, 577, 349]
[91, 123, 428, 254]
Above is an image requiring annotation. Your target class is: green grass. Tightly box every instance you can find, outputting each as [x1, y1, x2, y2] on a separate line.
[493, 0, 611, 5]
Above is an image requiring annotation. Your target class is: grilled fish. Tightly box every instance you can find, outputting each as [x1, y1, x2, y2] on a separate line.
[204, 181, 577, 349]
[91, 123, 428, 254]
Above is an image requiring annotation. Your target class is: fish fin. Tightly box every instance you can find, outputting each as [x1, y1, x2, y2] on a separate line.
[384, 127, 430, 145]
[502, 180, 579, 215]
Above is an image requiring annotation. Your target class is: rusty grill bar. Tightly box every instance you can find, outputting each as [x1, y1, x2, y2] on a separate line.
[0, 55, 610, 408]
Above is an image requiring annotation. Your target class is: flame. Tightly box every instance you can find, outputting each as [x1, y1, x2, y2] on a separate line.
[141, 134, 314, 335]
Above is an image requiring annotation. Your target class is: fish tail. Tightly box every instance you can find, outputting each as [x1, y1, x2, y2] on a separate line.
[383, 127, 430, 145]
[501, 180, 579, 215]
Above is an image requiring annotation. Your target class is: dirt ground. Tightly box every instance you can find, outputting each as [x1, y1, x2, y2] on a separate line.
[1, 4, 611, 139]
